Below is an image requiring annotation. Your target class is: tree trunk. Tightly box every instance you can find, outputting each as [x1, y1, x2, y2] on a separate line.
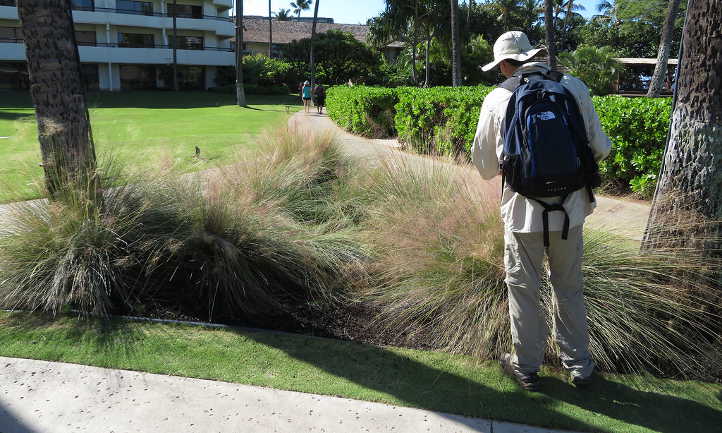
[309, 0, 320, 87]
[235, 0, 246, 106]
[466, 0, 474, 34]
[424, 36, 431, 87]
[411, 0, 418, 85]
[646, 0, 682, 97]
[268, 0, 273, 57]
[450, 0, 462, 86]
[544, 0, 557, 69]
[642, 0, 722, 256]
[18, 0, 97, 199]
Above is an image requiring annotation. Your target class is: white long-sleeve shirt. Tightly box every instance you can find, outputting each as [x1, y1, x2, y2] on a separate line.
[472, 62, 611, 233]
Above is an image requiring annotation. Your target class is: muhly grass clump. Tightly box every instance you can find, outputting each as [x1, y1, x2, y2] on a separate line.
[0, 129, 365, 322]
[345, 153, 721, 379]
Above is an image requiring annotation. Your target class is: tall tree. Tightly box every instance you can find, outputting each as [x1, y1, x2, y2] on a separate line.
[268, 0, 273, 57]
[235, 0, 246, 106]
[544, 0, 557, 69]
[496, 0, 518, 30]
[646, 0, 682, 97]
[290, 0, 312, 19]
[18, 0, 97, 199]
[642, 0, 722, 255]
[451, 0, 462, 86]
[309, 0, 320, 86]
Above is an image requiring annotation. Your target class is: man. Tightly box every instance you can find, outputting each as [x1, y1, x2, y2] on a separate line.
[471, 31, 611, 391]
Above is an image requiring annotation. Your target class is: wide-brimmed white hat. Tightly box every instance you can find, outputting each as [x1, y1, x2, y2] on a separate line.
[481, 31, 546, 72]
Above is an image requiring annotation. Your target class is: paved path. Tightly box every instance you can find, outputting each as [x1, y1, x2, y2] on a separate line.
[290, 112, 651, 241]
[0, 357, 581, 433]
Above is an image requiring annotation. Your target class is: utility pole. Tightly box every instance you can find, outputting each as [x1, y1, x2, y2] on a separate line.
[172, 0, 178, 90]
[268, 0, 273, 57]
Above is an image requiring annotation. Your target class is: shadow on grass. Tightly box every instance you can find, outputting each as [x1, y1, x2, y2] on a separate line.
[238, 330, 601, 433]
[539, 376, 722, 433]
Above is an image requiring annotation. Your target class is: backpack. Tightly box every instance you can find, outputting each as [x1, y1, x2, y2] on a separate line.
[500, 70, 601, 246]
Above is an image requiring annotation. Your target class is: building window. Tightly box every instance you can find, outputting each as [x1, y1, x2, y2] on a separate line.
[0, 1, 17, 7]
[75, 31, 97, 46]
[120, 65, 156, 89]
[170, 35, 203, 50]
[117, 0, 153, 15]
[0, 26, 22, 43]
[118, 33, 155, 48]
[167, 3, 203, 19]
[71, 0, 94, 11]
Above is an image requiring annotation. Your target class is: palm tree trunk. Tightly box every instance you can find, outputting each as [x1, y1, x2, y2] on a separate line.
[268, 0, 273, 57]
[411, 0, 418, 85]
[309, 0, 320, 87]
[424, 36, 431, 87]
[642, 0, 722, 257]
[235, 0, 246, 106]
[545, 0, 557, 69]
[646, 0, 682, 97]
[18, 0, 97, 200]
[450, 0, 462, 86]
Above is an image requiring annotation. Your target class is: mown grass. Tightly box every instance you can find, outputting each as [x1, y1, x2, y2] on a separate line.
[0, 311, 720, 433]
[0, 91, 300, 202]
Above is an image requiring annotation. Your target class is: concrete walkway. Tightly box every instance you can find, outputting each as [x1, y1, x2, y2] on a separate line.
[0, 356, 581, 433]
[289, 112, 651, 242]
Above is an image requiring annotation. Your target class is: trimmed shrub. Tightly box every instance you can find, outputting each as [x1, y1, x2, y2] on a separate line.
[394, 86, 493, 155]
[326, 86, 398, 138]
[326, 85, 672, 195]
[593, 95, 672, 198]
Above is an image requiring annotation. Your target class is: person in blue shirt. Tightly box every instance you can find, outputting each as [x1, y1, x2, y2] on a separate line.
[301, 80, 313, 113]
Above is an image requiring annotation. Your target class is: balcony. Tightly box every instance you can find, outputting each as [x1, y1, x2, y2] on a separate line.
[0, 39, 233, 66]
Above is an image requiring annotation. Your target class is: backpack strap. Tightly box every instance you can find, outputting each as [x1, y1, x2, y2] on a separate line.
[529, 194, 571, 248]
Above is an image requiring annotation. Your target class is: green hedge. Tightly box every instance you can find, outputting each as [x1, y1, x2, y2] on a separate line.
[592, 95, 672, 197]
[327, 85, 671, 196]
[326, 86, 398, 138]
[394, 86, 494, 155]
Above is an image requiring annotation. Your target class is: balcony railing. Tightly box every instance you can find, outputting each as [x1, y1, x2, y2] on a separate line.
[71, 6, 232, 21]
[0, 38, 233, 52]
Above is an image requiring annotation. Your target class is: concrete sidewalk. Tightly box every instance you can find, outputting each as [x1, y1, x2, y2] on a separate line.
[290, 112, 651, 242]
[0, 356, 581, 433]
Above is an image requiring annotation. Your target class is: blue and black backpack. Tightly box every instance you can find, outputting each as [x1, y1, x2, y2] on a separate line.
[500, 70, 601, 246]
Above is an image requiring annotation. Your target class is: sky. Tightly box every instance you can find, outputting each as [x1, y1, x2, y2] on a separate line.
[243, 1, 605, 25]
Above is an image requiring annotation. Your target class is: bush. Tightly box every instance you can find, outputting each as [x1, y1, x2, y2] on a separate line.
[344, 154, 721, 379]
[326, 85, 671, 195]
[394, 86, 493, 155]
[0, 130, 364, 322]
[243, 54, 294, 88]
[326, 86, 398, 138]
[593, 95, 672, 197]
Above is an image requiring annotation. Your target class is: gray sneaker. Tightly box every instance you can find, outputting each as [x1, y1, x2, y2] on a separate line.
[500, 353, 540, 392]
[571, 370, 596, 388]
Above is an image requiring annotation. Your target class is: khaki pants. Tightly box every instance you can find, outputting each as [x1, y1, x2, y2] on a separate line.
[504, 225, 594, 378]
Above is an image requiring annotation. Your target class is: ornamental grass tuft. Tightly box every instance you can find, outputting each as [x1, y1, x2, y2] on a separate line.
[345, 153, 721, 379]
[0, 129, 365, 322]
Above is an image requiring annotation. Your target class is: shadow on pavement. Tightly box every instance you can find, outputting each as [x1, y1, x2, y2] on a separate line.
[0, 401, 40, 433]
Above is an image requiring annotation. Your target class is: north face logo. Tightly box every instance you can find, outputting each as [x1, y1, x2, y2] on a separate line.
[536, 111, 556, 121]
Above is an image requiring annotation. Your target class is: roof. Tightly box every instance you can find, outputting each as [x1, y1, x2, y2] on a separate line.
[614, 57, 679, 65]
[243, 17, 402, 48]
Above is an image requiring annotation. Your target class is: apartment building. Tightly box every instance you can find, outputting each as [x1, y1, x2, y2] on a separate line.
[0, 0, 234, 91]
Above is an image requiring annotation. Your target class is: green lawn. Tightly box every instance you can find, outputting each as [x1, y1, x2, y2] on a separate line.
[0, 91, 300, 202]
[0, 312, 719, 433]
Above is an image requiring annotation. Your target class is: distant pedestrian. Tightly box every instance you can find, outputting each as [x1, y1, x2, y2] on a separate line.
[301, 80, 313, 113]
[472, 31, 611, 392]
[313, 84, 326, 114]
